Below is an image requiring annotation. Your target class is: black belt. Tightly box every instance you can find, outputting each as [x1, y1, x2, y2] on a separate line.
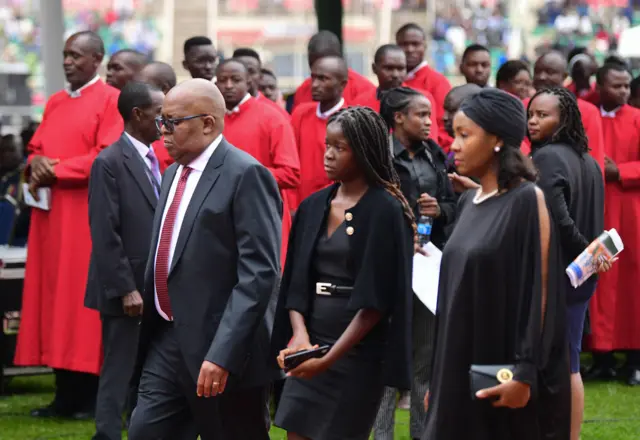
[315, 282, 353, 296]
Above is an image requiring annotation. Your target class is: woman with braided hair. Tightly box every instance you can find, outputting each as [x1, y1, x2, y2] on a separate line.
[271, 106, 415, 440]
[528, 86, 606, 440]
[373, 86, 456, 440]
[423, 88, 570, 440]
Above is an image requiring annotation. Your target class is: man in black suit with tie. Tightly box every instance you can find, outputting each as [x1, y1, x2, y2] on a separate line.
[85, 81, 165, 440]
[128, 78, 282, 440]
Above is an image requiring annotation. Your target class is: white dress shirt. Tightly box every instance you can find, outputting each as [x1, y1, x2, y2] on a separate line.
[153, 134, 223, 320]
[317, 98, 345, 120]
[124, 132, 153, 170]
[406, 61, 428, 81]
[66, 75, 100, 98]
[227, 93, 252, 114]
[600, 106, 621, 118]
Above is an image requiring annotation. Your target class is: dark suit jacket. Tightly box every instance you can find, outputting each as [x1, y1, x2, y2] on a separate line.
[139, 137, 283, 389]
[85, 134, 158, 316]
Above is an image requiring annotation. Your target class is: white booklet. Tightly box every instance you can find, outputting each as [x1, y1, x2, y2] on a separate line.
[412, 242, 442, 314]
[22, 183, 51, 211]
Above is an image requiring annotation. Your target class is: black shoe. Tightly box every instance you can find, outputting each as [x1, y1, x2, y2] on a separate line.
[71, 409, 95, 421]
[30, 405, 72, 418]
[627, 369, 640, 386]
[582, 364, 618, 381]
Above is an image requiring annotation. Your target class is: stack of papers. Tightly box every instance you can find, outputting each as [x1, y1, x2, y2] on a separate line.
[412, 242, 442, 314]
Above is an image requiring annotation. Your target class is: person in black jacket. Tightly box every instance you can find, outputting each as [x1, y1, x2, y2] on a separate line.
[527, 86, 607, 440]
[272, 106, 415, 440]
[370, 87, 456, 440]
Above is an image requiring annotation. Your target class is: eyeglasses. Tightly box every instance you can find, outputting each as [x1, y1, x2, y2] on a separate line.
[155, 114, 209, 133]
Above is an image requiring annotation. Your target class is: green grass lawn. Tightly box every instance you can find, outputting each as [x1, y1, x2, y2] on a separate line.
[0, 375, 638, 439]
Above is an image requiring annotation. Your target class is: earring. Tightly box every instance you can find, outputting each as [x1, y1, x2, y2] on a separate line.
[494, 146, 501, 153]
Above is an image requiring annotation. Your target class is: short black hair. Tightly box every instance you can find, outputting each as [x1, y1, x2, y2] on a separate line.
[69, 30, 105, 56]
[110, 49, 147, 66]
[395, 23, 425, 40]
[117, 81, 161, 123]
[496, 60, 530, 85]
[462, 44, 490, 62]
[308, 31, 342, 57]
[261, 68, 276, 80]
[233, 48, 261, 63]
[631, 76, 640, 99]
[184, 36, 213, 56]
[567, 46, 588, 63]
[596, 62, 630, 86]
[374, 44, 404, 64]
[145, 61, 177, 89]
[216, 58, 249, 75]
[603, 54, 628, 68]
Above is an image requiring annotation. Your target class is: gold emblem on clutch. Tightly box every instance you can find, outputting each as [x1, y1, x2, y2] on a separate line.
[496, 368, 514, 384]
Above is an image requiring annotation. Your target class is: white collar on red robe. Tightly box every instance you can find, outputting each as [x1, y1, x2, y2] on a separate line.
[316, 98, 345, 120]
[227, 93, 252, 114]
[406, 61, 428, 81]
[600, 106, 621, 118]
[66, 74, 100, 98]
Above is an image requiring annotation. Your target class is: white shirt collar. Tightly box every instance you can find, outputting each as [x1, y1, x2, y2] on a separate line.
[316, 98, 345, 120]
[406, 61, 428, 81]
[66, 74, 100, 98]
[183, 134, 223, 172]
[227, 93, 252, 114]
[600, 106, 621, 118]
[125, 132, 151, 160]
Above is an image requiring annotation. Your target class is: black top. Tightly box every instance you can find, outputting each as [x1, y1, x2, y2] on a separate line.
[272, 183, 415, 389]
[424, 182, 569, 439]
[532, 142, 605, 267]
[392, 136, 457, 249]
[313, 221, 354, 286]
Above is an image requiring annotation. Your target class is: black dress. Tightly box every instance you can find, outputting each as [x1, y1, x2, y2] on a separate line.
[423, 182, 570, 440]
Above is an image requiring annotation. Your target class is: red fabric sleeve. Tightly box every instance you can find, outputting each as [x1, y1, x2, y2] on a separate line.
[267, 118, 301, 190]
[55, 94, 123, 185]
[581, 104, 605, 175]
[618, 160, 640, 188]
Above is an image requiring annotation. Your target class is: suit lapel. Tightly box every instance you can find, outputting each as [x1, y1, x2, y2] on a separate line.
[168, 140, 228, 276]
[122, 135, 158, 209]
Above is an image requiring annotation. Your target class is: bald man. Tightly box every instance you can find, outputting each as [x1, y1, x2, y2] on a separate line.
[137, 61, 177, 95]
[106, 49, 147, 90]
[128, 79, 282, 440]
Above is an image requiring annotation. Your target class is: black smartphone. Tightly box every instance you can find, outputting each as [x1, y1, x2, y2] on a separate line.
[283, 345, 332, 372]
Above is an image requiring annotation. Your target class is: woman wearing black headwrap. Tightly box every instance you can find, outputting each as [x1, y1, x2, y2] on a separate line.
[423, 88, 570, 440]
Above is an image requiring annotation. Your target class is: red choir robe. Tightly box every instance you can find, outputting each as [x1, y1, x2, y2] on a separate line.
[223, 96, 300, 268]
[14, 79, 122, 374]
[521, 97, 605, 174]
[257, 91, 291, 121]
[566, 81, 600, 106]
[289, 100, 346, 210]
[152, 138, 174, 172]
[403, 62, 452, 146]
[588, 105, 640, 351]
[350, 86, 440, 143]
[292, 67, 375, 111]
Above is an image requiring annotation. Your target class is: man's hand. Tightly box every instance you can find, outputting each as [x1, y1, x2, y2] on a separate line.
[604, 156, 620, 183]
[418, 193, 440, 217]
[122, 290, 144, 317]
[424, 390, 430, 412]
[475, 380, 531, 408]
[30, 156, 59, 187]
[197, 361, 229, 398]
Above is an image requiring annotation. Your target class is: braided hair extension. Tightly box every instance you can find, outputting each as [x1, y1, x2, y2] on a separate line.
[327, 106, 417, 237]
[528, 87, 589, 154]
[379, 86, 423, 131]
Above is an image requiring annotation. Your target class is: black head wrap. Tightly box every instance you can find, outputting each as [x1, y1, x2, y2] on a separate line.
[459, 88, 527, 147]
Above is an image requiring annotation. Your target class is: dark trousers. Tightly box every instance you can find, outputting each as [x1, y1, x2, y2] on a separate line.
[593, 350, 640, 369]
[128, 325, 270, 440]
[52, 369, 99, 413]
[93, 315, 141, 440]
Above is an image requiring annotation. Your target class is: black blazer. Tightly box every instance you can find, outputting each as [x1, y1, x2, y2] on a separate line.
[532, 142, 605, 267]
[85, 134, 158, 316]
[139, 137, 283, 389]
[271, 184, 414, 390]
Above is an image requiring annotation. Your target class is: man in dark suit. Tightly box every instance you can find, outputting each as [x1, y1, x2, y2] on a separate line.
[85, 81, 165, 440]
[128, 78, 282, 440]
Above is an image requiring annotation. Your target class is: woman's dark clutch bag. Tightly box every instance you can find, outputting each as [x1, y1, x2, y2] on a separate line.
[469, 364, 516, 400]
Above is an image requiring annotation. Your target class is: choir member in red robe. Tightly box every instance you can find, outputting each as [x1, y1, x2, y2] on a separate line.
[587, 64, 640, 386]
[524, 51, 605, 173]
[183, 36, 218, 82]
[258, 68, 280, 103]
[459, 44, 491, 88]
[216, 59, 300, 267]
[137, 61, 179, 171]
[233, 47, 292, 121]
[292, 31, 375, 111]
[290, 55, 347, 210]
[15, 31, 123, 419]
[105, 49, 147, 90]
[566, 49, 598, 101]
[350, 44, 439, 142]
[496, 59, 533, 100]
[396, 22, 451, 144]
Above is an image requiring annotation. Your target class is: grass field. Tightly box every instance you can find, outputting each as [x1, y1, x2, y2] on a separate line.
[0, 374, 639, 439]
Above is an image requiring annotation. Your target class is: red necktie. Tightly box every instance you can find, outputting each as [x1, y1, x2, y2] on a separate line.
[155, 166, 192, 319]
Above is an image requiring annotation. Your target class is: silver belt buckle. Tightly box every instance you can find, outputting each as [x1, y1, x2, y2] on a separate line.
[316, 282, 332, 295]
